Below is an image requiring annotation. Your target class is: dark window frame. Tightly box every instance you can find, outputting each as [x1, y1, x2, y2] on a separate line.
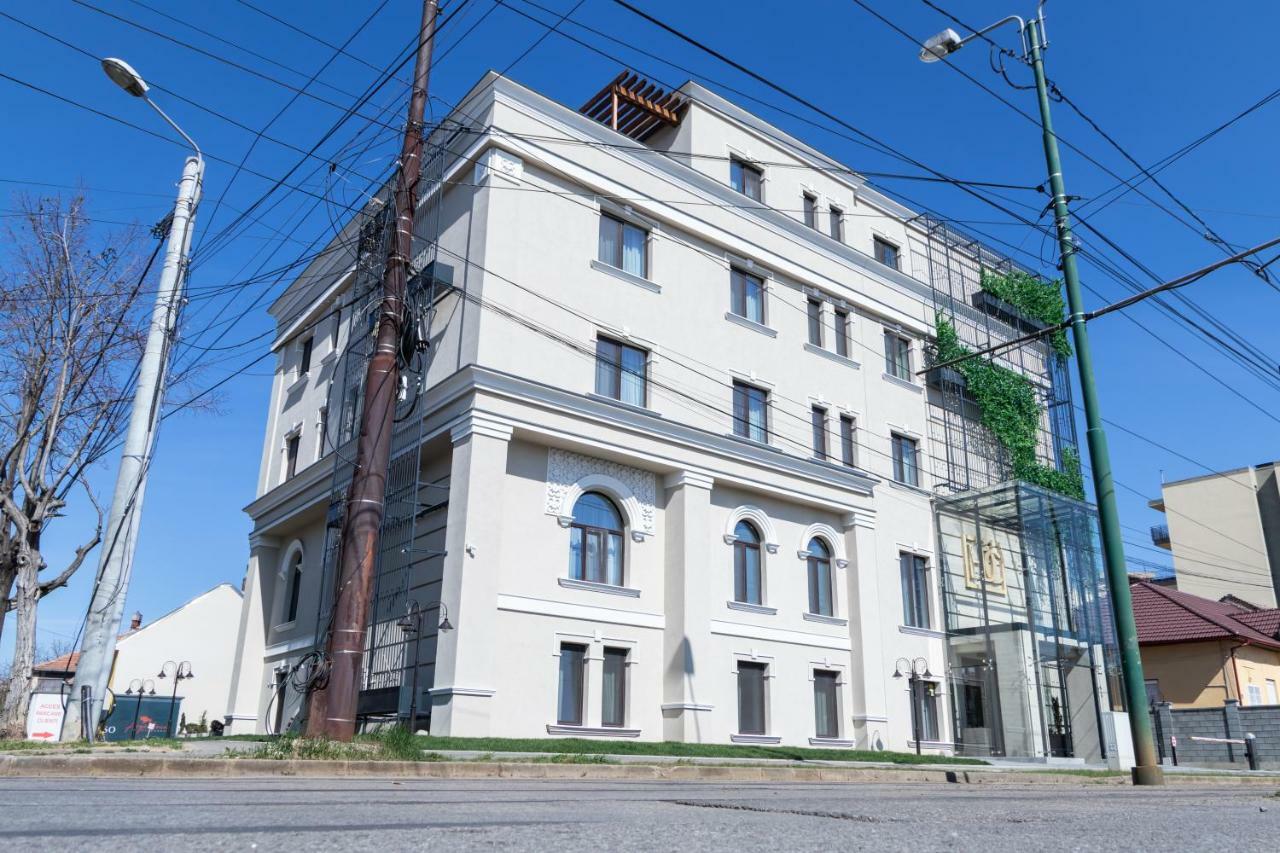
[730, 268, 766, 324]
[557, 642, 587, 726]
[813, 670, 840, 739]
[807, 537, 834, 617]
[602, 647, 628, 728]
[900, 552, 931, 629]
[802, 192, 818, 229]
[285, 433, 300, 480]
[736, 661, 768, 735]
[885, 331, 912, 380]
[568, 492, 626, 586]
[833, 309, 850, 357]
[299, 336, 313, 376]
[811, 405, 828, 460]
[598, 212, 649, 278]
[806, 297, 823, 346]
[912, 679, 941, 742]
[730, 157, 763, 201]
[839, 414, 856, 467]
[732, 381, 770, 443]
[284, 553, 303, 624]
[594, 336, 648, 408]
[829, 206, 844, 242]
[892, 433, 920, 487]
[733, 520, 763, 605]
[874, 236, 901, 270]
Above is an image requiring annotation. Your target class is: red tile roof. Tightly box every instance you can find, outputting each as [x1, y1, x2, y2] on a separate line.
[32, 650, 80, 676]
[1130, 580, 1280, 651]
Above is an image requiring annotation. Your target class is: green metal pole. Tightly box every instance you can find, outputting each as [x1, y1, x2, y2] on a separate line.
[1026, 18, 1163, 785]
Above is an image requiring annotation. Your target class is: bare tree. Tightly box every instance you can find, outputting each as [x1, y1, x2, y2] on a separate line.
[0, 194, 155, 736]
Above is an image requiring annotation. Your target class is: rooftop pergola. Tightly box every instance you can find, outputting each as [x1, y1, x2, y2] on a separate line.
[580, 71, 686, 141]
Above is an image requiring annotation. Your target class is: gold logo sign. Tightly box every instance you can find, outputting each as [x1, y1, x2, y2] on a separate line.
[963, 533, 1007, 595]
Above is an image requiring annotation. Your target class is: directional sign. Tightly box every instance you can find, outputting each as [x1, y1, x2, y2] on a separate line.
[26, 693, 66, 741]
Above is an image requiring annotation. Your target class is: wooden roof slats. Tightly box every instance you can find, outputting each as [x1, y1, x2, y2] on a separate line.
[579, 71, 686, 141]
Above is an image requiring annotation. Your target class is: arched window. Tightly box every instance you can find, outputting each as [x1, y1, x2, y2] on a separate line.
[806, 538, 833, 616]
[283, 550, 303, 624]
[568, 492, 624, 586]
[733, 521, 763, 605]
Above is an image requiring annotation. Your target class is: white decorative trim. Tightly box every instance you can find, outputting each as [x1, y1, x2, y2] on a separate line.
[249, 533, 281, 550]
[663, 470, 714, 491]
[731, 734, 781, 745]
[724, 311, 778, 338]
[586, 392, 662, 418]
[803, 612, 848, 627]
[842, 509, 876, 531]
[710, 619, 851, 651]
[723, 505, 780, 551]
[546, 448, 657, 538]
[803, 342, 860, 370]
[558, 577, 641, 598]
[796, 523, 848, 563]
[497, 593, 665, 630]
[450, 412, 515, 444]
[898, 625, 947, 640]
[809, 737, 854, 748]
[727, 601, 778, 616]
[474, 148, 523, 183]
[427, 686, 496, 698]
[263, 635, 320, 657]
[851, 715, 890, 724]
[882, 372, 924, 393]
[546, 724, 641, 738]
[589, 259, 661, 293]
[661, 703, 714, 712]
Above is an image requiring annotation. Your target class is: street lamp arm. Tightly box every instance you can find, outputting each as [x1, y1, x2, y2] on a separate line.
[957, 15, 1026, 51]
[144, 96, 202, 164]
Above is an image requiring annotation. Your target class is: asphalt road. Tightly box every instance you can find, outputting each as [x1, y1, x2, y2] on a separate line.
[1, 777, 1277, 851]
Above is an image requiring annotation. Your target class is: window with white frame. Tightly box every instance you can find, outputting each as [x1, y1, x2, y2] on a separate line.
[874, 235, 900, 270]
[813, 670, 840, 738]
[598, 213, 648, 278]
[730, 157, 763, 200]
[567, 492, 625, 586]
[892, 433, 920, 486]
[884, 331, 912, 381]
[732, 381, 769, 443]
[730, 268, 766, 324]
[806, 538, 835, 617]
[594, 336, 648, 408]
[737, 661, 768, 735]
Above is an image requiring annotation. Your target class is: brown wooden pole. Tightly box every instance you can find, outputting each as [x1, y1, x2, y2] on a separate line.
[305, 0, 439, 742]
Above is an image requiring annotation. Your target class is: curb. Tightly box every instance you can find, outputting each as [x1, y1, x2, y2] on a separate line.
[1, 754, 1277, 785]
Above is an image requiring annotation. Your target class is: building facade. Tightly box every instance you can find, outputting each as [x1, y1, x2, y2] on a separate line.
[225, 72, 1119, 759]
[1149, 463, 1280, 608]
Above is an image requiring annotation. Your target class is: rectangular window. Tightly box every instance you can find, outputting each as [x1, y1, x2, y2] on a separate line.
[737, 661, 767, 735]
[602, 647, 628, 727]
[811, 405, 828, 460]
[598, 213, 647, 278]
[829, 206, 844, 242]
[1247, 684, 1264, 705]
[884, 332, 912, 380]
[833, 309, 849, 357]
[730, 157, 763, 201]
[557, 643, 586, 726]
[316, 407, 328, 461]
[284, 433, 300, 480]
[595, 336, 648, 408]
[912, 680, 940, 742]
[732, 381, 769, 443]
[1266, 679, 1278, 705]
[892, 433, 920, 487]
[900, 552, 931, 629]
[839, 415, 856, 467]
[730, 268, 766, 324]
[802, 193, 817, 229]
[813, 670, 840, 739]
[806, 297, 823, 346]
[874, 236, 900, 270]
[299, 337, 313, 376]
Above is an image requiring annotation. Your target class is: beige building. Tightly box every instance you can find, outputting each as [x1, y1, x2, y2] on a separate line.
[1150, 462, 1280, 608]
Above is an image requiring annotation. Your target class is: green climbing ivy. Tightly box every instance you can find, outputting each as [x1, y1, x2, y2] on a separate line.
[935, 315, 1085, 500]
[980, 269, 1072, 358]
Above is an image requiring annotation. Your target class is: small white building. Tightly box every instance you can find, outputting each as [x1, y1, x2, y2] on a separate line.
[225, 71, 1118, 761]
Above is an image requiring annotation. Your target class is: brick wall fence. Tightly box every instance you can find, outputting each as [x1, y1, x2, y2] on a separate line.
[1149, 699, 1280, 769]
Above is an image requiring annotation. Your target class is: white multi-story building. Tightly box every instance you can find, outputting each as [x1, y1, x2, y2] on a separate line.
[224, 71, 1119, 760]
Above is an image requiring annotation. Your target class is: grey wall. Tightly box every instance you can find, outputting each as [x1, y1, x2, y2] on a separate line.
[1150, 699, 1280, 769]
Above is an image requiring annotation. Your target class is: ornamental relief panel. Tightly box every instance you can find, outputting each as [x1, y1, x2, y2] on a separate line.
[544, 447, 656, 537]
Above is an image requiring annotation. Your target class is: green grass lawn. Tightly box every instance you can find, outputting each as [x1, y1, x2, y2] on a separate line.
[409, 735, 985, 765]
[0, 737, 186, 752]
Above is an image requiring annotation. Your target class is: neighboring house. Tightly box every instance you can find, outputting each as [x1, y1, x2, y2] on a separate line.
[1131, 580, 1280, 708]
[226, 71, 1116, 762]
[34, 584, 243, 730]
[1149, 462, 1280, 607]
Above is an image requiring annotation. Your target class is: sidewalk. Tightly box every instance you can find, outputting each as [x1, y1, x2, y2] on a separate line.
[1, 745, 1277, 785]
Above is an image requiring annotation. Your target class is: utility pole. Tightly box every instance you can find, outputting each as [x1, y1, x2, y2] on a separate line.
[921, 7, 1163, 784]
[1025, 17, 1162, 786]
[305, 0, 439, 741]
[62, 59, 203, 742]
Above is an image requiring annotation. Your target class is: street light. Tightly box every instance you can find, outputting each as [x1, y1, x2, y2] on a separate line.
[397, 600, 453, 731]
[893, 657, 932, 756]
[63, 59, 205, 744]
[157, 661, 194, 738]
[124, 678, 156, 741]
[917, 3, 1163, 787]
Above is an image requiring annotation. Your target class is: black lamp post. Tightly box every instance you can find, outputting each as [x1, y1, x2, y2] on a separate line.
[396, 600, 452, 731]
[893, 657, 933, 755]
[124, 678, 156, 740]
[157, 660, 194, 738]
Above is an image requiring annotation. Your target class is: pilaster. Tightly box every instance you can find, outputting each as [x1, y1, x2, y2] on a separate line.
[661, 470, 715, 742]
[842, 508, 888, 749]
[224, 534, 279, 733]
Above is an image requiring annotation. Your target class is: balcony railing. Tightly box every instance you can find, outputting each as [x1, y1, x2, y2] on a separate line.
[1150, 524, 1170, 549]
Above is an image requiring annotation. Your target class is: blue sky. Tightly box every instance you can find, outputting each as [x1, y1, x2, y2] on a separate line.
[3, 0, 1278, 662]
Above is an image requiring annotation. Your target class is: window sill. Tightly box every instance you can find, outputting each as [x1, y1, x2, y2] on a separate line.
[898, 624, 945, 640]
[727, 600, 778, 616]
[803, 342, 860, 370]
[888, 479, 930, 497]
[724, 311, 778, 338]
[589, 259, 660, 293]
[546, 724, 642, 738]
[809, 737, 854, 748]
[731, 733, 781, 745]
[285, 374, 308, 395]
[558, 577, 641, 598]
[271, 620, 297, 633]
[882, 372, 923, 393]
[586, 392, 661, 419]
[803, 612, 848, 627]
